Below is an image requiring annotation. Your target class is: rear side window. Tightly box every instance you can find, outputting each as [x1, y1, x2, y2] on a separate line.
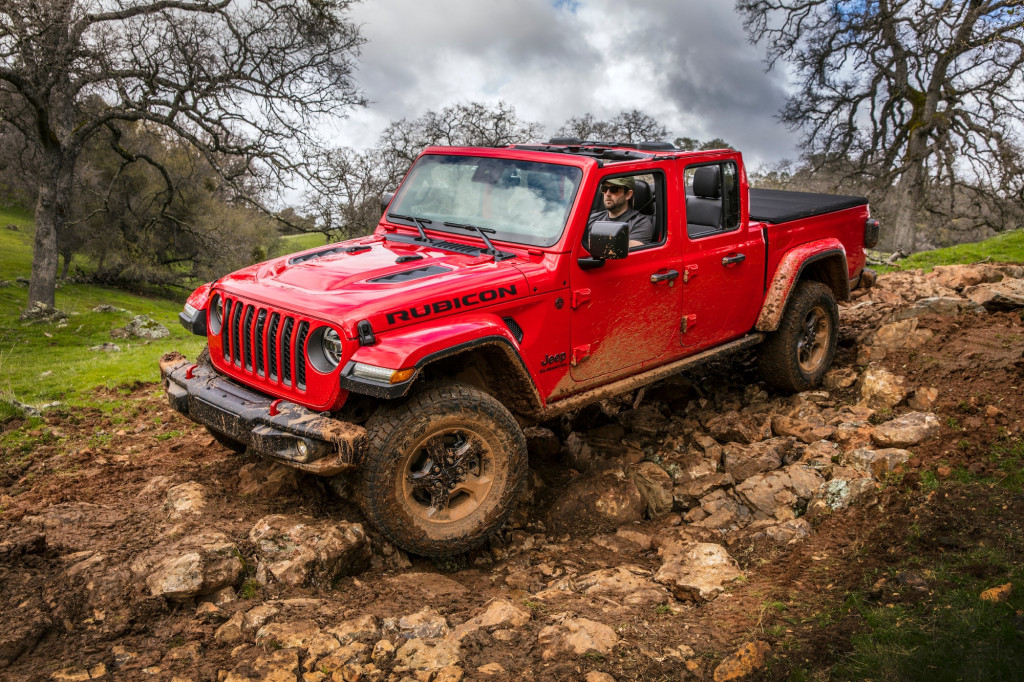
[684, 161, 740, 238]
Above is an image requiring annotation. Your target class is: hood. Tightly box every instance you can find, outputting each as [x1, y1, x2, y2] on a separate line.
[215, 236, 530, 338]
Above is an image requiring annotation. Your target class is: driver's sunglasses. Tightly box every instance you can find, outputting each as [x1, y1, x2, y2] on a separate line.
[600, 185, 625, 194]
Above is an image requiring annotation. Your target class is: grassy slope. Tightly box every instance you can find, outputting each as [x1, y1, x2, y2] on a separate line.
[879, 229, 1024, 272]
[269, 232, 329, 258]
[0, 206, 205, 411]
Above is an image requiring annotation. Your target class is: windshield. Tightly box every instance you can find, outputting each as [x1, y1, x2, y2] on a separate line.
[388, 155, 583, 247]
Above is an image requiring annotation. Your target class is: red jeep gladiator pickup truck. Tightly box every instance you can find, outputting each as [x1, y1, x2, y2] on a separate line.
[161, 139, 879, 556]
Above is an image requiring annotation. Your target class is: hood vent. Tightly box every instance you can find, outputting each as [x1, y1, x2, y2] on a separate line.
[367, 265, 451, 284]
[288, 244, 371, 265]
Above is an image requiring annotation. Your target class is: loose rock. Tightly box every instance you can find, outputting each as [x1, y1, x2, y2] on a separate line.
[536, 616, 618, 660]
[655, 543, 744, 602]
[872, 412, 941, 448]
[249, 514, 370, 586]
[713, 640, 771, 682]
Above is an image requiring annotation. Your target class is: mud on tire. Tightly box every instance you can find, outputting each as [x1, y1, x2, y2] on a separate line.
[758, 280, 839, 393]
[359, 382, 527, 557]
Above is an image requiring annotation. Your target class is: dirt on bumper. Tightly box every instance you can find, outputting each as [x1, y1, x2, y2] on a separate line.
[159, 352, 366, 476]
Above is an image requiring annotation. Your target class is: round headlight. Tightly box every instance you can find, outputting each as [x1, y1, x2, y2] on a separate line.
[209, 294, 223, 334]
[321, 328, 342, 367]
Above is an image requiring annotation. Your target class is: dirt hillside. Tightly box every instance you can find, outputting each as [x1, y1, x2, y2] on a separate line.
[2, 265, 1023, 681]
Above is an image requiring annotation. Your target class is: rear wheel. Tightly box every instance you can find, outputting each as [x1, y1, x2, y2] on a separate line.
[759, 281, 838, 392]
[360, 382, 526, 557]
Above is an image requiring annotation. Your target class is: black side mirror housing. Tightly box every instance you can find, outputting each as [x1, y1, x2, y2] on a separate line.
[380, 192, 395, 214]
[589, 220, 629, 260]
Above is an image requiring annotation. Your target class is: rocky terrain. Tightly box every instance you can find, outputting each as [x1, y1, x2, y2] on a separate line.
[2, 263, 1023, 681]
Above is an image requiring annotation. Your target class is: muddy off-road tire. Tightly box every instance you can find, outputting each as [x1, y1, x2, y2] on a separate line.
[759, 281, 839, 393]
[360, 382, 527, 557]
[205, 426, 246, 453]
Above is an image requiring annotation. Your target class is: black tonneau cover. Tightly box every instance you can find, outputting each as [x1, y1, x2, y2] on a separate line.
[749, 188, 867, 224]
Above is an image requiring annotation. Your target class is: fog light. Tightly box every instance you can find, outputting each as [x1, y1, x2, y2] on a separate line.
[296, 440, 309, 458]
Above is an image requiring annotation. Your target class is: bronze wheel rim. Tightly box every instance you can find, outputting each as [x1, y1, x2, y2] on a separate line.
[401, 427, 495, 524]
[797, 304, 831, 373]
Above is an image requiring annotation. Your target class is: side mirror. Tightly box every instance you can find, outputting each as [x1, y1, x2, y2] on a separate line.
[380, 192, 395, 214]
[589, 220, 629, 259]
[578, 221, 628, 270]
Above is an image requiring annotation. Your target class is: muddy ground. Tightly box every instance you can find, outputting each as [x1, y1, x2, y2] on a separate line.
[2, 274, 1024, 681]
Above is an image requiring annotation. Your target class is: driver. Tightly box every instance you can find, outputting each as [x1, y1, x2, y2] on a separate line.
[587, 176, 654, 247]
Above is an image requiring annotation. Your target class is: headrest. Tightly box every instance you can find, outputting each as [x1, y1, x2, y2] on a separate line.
[632, 179, 654, 215]
[693, 166, 721, 199]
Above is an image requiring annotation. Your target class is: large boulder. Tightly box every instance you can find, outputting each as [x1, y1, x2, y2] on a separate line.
[722, 438, 794, 482]
[871, 412, 941, 448]
[627, 462, 674, 518]
[929, 262, 1015, 288]
[963, 279, 1024, 312]
[734, 465, 825, 521]
[546, 467, 645, 531]
[655, 542, 744, 602]
[249, 515, 371, 587]
[133, 531, 244, 600]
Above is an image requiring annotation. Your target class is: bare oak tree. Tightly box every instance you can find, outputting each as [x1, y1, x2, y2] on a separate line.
[1, 0, 364, 311]
[737, 0, 1024, 252]
[557, 110, 669, 144]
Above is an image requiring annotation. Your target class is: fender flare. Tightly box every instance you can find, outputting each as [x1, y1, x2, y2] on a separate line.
[756, 240, 848, 332]
[339, 314, 541, 410]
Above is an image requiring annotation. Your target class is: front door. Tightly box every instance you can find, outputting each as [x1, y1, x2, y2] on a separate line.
[569, 171, 681, 383]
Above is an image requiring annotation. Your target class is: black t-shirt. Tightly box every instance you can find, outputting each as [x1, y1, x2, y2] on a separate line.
[587, 207, 655, 244]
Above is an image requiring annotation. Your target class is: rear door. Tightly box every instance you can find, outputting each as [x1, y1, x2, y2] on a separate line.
[678, 158, 765, 349]
[569, 167, 683, 383]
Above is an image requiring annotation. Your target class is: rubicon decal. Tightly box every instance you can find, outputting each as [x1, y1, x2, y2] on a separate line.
[385, 285, 518, 325]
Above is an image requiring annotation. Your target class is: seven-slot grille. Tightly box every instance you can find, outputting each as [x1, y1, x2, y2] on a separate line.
[219, 296, 311, 391]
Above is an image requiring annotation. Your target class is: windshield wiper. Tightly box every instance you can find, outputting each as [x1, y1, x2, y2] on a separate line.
[443, 222, 514, 259]
[388, 213, 434, 243]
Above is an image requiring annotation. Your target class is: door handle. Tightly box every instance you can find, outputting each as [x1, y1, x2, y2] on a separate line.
[650, 269, 679, 283]
[722, 253, 746, 266]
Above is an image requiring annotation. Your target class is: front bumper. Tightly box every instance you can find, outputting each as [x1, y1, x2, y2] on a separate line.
[159, 352, 366, 476]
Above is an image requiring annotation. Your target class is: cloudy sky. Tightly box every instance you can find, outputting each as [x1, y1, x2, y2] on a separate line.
[323, 0, 801, 169]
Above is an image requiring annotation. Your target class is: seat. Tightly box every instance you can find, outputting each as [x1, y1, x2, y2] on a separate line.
[686, 166, 723, 238]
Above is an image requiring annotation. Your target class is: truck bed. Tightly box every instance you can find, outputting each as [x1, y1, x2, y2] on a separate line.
[749, 188, 867, 225]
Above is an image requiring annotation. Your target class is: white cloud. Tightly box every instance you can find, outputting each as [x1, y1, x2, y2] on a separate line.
[326, 0, 799, 167]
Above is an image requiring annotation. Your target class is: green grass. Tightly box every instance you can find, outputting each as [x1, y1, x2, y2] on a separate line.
[0, 206, 204, 410]
[881, 229, 1024, 272]
[835, 551, 1024, 681]
[268, 232, 330, 258]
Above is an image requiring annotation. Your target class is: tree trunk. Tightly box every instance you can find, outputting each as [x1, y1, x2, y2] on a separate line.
[890, 134, 929, 254]
[28, 149, 75, 309]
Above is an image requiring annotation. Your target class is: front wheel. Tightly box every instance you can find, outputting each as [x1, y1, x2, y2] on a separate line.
[359, 383, 527, 557]
[758, 281, 839, 393]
